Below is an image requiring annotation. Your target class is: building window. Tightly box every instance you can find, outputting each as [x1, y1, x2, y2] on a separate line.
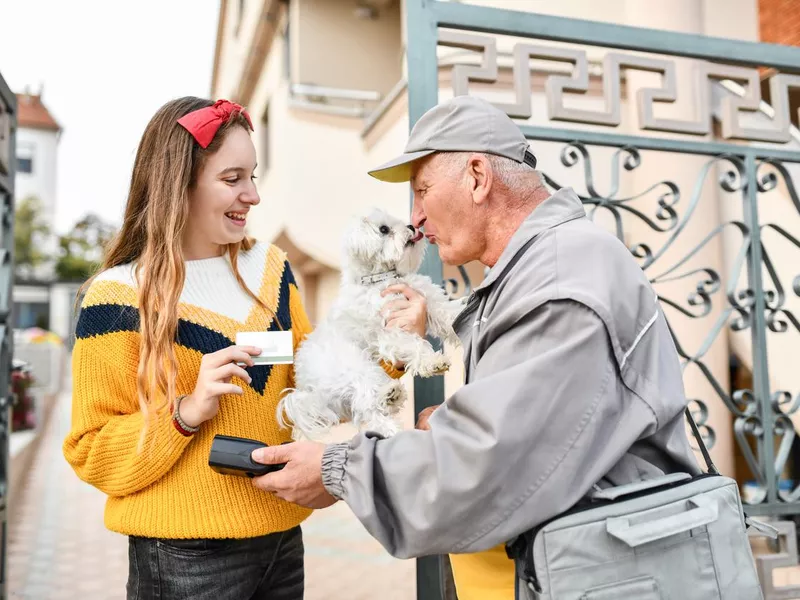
[260, 104, 270, 174]
[17, 156, 32, 174]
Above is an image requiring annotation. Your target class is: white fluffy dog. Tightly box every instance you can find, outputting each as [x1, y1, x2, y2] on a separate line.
[277, 208, 461, 440]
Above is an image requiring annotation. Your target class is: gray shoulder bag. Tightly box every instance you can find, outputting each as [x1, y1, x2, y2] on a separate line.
[505, 413, 773, 599]
[494, 237, 776, 600]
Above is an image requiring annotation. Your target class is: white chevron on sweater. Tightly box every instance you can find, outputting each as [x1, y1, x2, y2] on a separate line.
[93, 242, 270, 324]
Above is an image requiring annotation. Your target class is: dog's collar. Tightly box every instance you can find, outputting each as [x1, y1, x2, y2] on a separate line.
[360, 270, 398, 286]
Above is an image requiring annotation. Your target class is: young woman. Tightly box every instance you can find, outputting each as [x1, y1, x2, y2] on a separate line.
[61, 96, 413, 599]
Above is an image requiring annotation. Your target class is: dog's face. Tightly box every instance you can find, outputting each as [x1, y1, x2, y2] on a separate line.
[344, 208, 425, 275]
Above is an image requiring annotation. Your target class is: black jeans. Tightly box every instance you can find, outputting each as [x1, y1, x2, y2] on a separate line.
[126, 526, 304, 600]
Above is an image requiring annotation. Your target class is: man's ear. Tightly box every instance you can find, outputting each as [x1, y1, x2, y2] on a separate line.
[466, 154, 492, 206]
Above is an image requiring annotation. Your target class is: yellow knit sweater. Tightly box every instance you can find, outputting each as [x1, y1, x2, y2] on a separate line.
[63, 242, 403, 540]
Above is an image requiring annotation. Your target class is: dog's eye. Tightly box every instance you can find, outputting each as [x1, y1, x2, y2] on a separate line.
[379, 225, 391, 235]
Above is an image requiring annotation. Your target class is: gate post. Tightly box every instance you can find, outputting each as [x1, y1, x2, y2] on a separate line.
[406, 1, 446, 599]
[0, 71, 16, 600]
[0, 75, 17, 600]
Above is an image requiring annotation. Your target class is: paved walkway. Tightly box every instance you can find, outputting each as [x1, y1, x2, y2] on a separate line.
[8, 392, 415, 599]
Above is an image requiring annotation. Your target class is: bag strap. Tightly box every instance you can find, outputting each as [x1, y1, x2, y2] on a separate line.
[485, 235, 539, 296]
[684, 407, 719, 475]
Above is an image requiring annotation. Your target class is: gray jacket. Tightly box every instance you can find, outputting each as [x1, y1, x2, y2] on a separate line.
[321, 187, 700, 559]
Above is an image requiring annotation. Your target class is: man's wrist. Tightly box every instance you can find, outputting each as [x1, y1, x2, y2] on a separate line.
[321, 442, 349, 500]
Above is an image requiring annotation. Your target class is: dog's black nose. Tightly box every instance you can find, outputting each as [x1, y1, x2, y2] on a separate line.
[407, 225, 416, 233]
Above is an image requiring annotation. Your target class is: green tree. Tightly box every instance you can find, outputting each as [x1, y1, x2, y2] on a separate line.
[55, 214, 117, 282]
[14, 195, 52, 279]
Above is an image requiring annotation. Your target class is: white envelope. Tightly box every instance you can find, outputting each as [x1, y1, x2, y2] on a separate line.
[236, 330, 294, 365]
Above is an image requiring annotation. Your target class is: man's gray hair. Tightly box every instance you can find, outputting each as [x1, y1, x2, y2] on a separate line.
[438, 151, 538, 188]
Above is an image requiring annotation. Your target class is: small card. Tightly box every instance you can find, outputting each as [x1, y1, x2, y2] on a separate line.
[236, 330, 294, 366]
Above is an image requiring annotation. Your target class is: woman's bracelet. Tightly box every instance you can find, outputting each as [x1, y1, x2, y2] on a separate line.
[172, 394, 200, 436]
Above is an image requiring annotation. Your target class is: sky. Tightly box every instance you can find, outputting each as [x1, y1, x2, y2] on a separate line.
[0, 0, 220, 234]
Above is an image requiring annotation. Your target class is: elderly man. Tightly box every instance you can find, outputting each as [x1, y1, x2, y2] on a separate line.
[251, 96, 700, 599]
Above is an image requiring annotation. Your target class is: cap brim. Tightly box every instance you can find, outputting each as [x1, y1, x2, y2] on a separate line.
[367, 149, 436, 183]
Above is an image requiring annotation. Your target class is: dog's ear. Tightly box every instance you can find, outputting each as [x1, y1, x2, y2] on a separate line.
[342, 220, 377, 264]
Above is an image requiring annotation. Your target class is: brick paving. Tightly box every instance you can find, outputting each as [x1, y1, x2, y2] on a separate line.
[8, 390, 416, 599]
[8, 392, 128, 599]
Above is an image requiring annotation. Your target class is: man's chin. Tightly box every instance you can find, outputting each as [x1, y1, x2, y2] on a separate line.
[436, 244, 459, 266]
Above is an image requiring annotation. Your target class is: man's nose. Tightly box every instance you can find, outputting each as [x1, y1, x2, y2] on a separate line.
[411, 200, 426, 229]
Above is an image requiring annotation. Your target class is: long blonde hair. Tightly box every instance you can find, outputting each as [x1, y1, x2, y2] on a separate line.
[80, 96, 266, 425]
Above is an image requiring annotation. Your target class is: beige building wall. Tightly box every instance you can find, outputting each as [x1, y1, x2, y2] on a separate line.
[452, 0, 627, 22]
[214, 0, 267, 100]
[212, 0, 800, 486]
[292, 0, 402, 96]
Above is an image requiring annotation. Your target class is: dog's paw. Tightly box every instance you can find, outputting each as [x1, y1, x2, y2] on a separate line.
[380, 379, 408, 414]
[410, 352, 451, 378]
[431, 353, 451, 375]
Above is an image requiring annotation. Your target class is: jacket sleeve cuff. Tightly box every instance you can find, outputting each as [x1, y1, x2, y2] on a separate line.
[321, 442, 350, 499]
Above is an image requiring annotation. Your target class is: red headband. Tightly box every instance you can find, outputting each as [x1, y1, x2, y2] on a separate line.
[177, 99, 254, 148]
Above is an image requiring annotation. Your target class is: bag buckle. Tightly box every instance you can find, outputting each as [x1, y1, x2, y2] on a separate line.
[506, 534, 542, 594]
[746, 516, 779, 540]
[505, 535, 526, 561]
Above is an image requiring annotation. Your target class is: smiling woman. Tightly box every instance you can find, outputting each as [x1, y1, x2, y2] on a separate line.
[183, 125, 261, 259]
[60, 96, 343, 600]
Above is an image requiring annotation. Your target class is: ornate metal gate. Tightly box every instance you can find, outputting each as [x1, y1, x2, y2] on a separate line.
[0, 73, 16, 600]
[405, 1, 800, 598]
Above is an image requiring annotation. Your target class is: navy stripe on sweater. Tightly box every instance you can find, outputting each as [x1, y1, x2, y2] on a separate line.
[75, 265, 298, 395]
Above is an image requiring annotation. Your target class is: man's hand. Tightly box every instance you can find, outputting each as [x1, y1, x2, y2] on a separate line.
[416, 404, 440, 431]
[381, 284, 428, 339]
[250, 442, 338, 509]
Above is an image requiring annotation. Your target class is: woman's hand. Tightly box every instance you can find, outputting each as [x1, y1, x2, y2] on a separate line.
[179, 345, 262, 427]
[380, 284, 428, 339]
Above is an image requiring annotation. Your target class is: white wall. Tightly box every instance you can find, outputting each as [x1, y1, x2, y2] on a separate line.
[49, 283, 80, 344]
[15, 126, 59, 246]
[13, 285, 49, 304]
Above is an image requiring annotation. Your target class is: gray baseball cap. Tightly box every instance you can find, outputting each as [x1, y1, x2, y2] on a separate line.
[368, 95, 537, 183]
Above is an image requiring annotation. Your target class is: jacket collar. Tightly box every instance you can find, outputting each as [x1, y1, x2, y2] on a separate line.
[475, 187, 586, 292]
